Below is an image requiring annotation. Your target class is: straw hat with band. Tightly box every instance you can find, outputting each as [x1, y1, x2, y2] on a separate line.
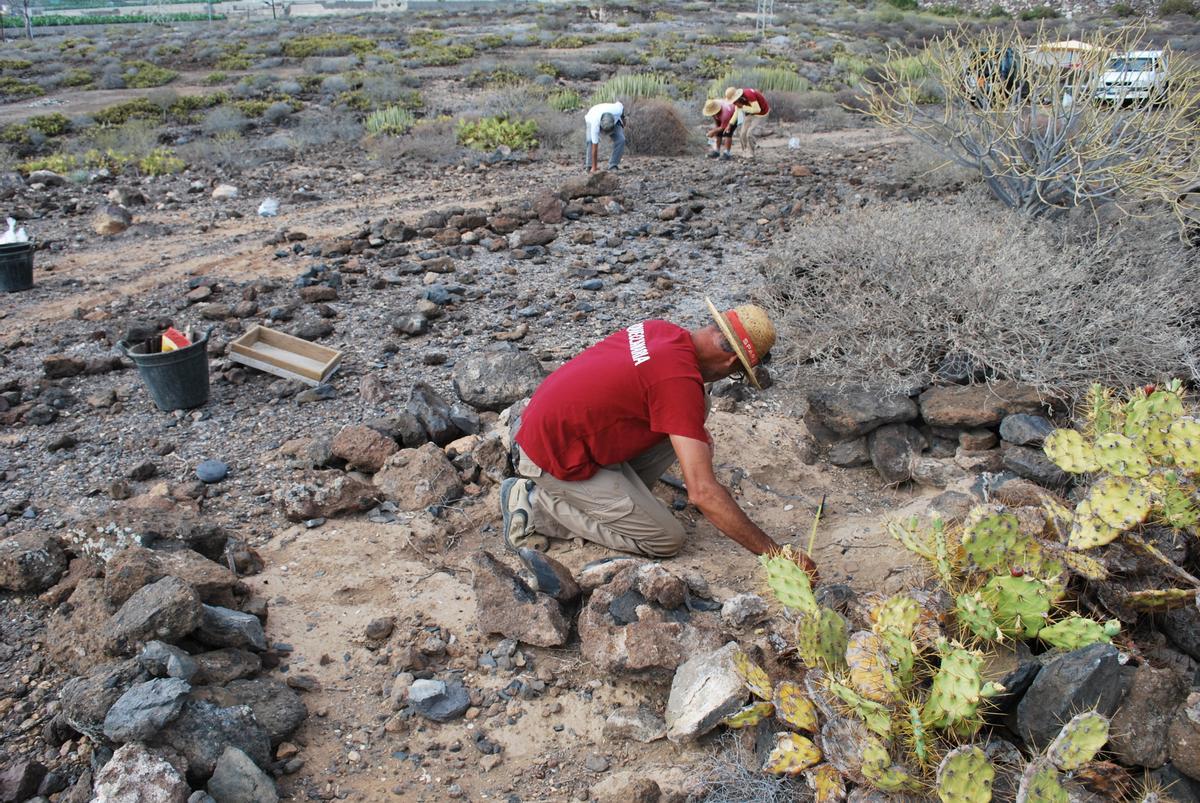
[706, 297, 776, 390]
[702, 98, 725, 118]
[724, 87, 745, 103]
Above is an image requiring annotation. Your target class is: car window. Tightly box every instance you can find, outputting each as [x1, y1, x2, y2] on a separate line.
[1107, 57, 1158, 71]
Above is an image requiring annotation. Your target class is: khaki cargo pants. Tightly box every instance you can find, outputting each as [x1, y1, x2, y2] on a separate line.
[514, 440, 685, 558]
[739, 111, 767, 154]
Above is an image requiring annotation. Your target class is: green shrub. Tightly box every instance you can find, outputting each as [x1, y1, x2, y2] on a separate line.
[0, 78, 45, 98]
[0, 124, 31, 146]
[337, 90, 373, 111]
[124, 61, 178, 89]
[985, 3, 1012, 15]
[28, 113, 70, 137]
[548, 35, 589, 49]
[698, 55, 732, 79]
[467, 68, 527, 88]
[233, 100, 271, 117]
[456, 116, 538, 151]
[1109, 1, 1137, 14]
[93, 98, 162, 125]
[884, 0, 919, 8]
[589, 73, 675, 104]
[406, 44, 475, 66]
[407, 29, 446, 47]
[283, 34, 377, 58]
[62, 68, 94, 88]
[888, 55, 929, 82]
[215, 53, 251, 71]
[925, 4, 967, 15]
[478, 34, 509, 49]
[707, 66, 810, 98]
[204, 71, 230, 85]
[1019, 5, 1060, 18]
[0, 59, 32, 71]
[138, 147, 185, 176]
[1159, 0, 1197, 13]
[365, 105, 415, 135]
[548, 88, 582, 112]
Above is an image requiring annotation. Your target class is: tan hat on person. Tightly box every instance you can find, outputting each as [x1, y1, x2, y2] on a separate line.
[725, 87, 744, 103]
[706, 297, 776, 390]
[702, 98, 724, 117]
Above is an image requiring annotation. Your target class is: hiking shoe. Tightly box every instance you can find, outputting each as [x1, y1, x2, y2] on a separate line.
[499, 477, 548, 552]
[720, 151, 732, 161]
[706, 150, 720, 159]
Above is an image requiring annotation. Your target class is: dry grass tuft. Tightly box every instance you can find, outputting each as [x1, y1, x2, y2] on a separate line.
[624, 99, 694, 156]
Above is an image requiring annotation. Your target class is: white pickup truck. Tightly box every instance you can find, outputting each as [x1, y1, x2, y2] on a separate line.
[1096, 50, 1169, 103]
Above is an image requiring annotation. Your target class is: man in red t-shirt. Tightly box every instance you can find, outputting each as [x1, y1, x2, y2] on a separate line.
[702, 98, 739, 161]
[500, 298, 818, 580]
[725, 87, 770, 154]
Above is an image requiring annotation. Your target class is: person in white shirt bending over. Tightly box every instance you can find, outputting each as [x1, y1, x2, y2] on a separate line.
[583, 101, 625, 173]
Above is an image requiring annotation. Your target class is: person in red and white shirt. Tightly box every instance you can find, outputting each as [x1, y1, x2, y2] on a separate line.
[702, 98, 739, 161]
[499, 298, 819, 582]
[725, 87, 770, 154]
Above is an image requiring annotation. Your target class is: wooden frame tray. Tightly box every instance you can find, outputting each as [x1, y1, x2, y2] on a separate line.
[228, 324, 342, 386]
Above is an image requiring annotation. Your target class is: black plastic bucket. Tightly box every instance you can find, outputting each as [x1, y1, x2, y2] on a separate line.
[119, 329, 212, 412]
[0, 242, 33, 293]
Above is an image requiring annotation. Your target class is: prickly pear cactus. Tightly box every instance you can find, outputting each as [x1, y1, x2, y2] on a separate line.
[846, 631, 900, 703]
[955, 592, 1001, 642]
[773, 680, 818, 732]
[872, 594, 921, 636]
[1037, 616, 1119, 651]
[982, 575, 1051, 638]
[806, 763, 846, 803]
[1048, 711, 1109, 771]
[1067, 498, 1122, 550]
[1016, 758, 1067, 803]
[923, 643, 999, 737]
[1060, 549, 1109, 581]
[1086, 476, 1152, 530]
[762, 548, 818, 614]
[797, 608, 849, 671]
[1093, 433, 1151, 477]
[826, 679, 893, 740]
[1044, 429, 1100, 474]
[733, 649, 772, 701]
[1122, 587, 1198, 611]
[961, 511, 1021, 573]
[936, 745, 995, 803]
[861, 738, 922, 793]
[889, 515, 955, 587]
[763, 732, 822, 776]
[1166, 417, 1200, 471]
[722, 701, 775, 729]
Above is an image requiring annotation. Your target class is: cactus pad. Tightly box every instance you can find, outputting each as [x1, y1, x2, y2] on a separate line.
[861, 738, 922, 793]
[827, 679, 893, 739]
[772, 680, 819, 732]
[923, 644, 991, 735]
[1048, 711, 1109, 771]
[936, 746, 995, 803]
[872, 594, 921, 637]
[1093, 433, 1151, 478]
[955, 592, 1002, 642]
[762, 548, 818, 614]
[1122, 587, 1198, 611]
[1016, 758, 1067, 803]
[1061, 550, 1110, 581]
[961, 512, 1022, 573]
[722, 701, 775, 729]
[1067, 498, 1122, 551]
[1044, 429, 1100, 474]
[1166, 418, 1200, 471]
[797, 609, 849, 671]
[733, 649, 773, 701]
[763, 732, 822, 776]
[1086, 477, 1152, 530]
[1038, 616, 1120, 651]
[806, 764, 846, 803]
[982, 575, 1052, 638]
[846, 631, 900, 702]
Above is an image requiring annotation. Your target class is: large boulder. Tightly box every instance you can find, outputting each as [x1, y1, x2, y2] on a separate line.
[1109, 664, 1190, 768]
[60, 659, 148, 742]
[104, 546, 239, 607]
[194, 605, 267, 651]
[274, 470, 379, 522]
[0, 532, 68, 592]
[374, 443, 464, 510]
[805, 387, 918, 439]
[330, 424, 399, 473]
[93, 743, 189, 803]
[559, 171, 619, 200]
[220, 678, 308, 746]
[472, 551, 570, 647]
[1016, 644, 1130, 749]
[0, 761, 46, 803]
[665, 642, 747, 743]
[151, 699, 272, 783]
[103, 576, 203, 655]
[47, 578, 118, 672]
[103, 678, 192, 743]
[406, 382, 461, 446]
[919, 382, 1052, 429]
[452, 345, 543, 413]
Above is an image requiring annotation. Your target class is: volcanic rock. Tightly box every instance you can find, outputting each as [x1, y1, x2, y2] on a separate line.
[452, 345, 543, 413]
[0, 532, 68, 592]
[472, 551, 569, 647]
[664, 642, 747, 743]
[374, 443, 464, 510]
[331, 424, 399, 473]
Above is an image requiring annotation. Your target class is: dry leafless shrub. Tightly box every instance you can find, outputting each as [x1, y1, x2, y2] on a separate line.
[765, 90, 836, 122]
[624, 99, 694, 156]
[395, 117, 462, 164]
[889, 141, 980, 193]
[178, 132, 263, 175]
[702, 734, 811, 803]
[760, 196, 1200, 396]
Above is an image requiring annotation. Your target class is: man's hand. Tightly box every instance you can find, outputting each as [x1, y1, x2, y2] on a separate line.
[787, 548, 820, 586]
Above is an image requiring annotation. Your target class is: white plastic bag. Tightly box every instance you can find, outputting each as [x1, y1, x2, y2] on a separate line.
[257, 198, 279, 217]
[0, 218, 16, 244]
[788, 137, 801, 150]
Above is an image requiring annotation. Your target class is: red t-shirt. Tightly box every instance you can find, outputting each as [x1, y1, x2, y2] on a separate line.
[516, 320, 708, 481]
[712, 100, 738, 130]
[740, 88, 769, 115]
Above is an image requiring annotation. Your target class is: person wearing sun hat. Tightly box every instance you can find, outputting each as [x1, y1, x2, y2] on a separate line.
[498, 297, 819, 582]
[702, 97, 739, 160]
[725, 86, 770, 154]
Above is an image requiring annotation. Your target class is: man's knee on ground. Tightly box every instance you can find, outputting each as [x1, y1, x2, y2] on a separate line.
[636, 519, 685, 558]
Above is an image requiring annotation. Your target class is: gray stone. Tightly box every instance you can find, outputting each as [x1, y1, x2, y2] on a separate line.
[452, 345, 543, 413]
[1110, 664, 1189, 768]
[195, 605, 267, 651]
[665, 642, 748, 743]
[103, 678, 192, 743]
[603, 706, 667, 743]
[407, 678, 470, 723]
[60, 659, 147, 742]
[93, 743, 189, 803]
[1147, 764, 1200, 803]
[195, 460, 228, 484]
[0, 532, 68, 592]
[1162, 604, 1200, 661]
[1002, 445, 1070, 488]
[1016, 644, 1130, 749]
[827, 437, 870, 467]
[472, 551, 570, 648]
[720, 593, 769, 627]
[274, 470, 379, 522]
[919, 382, 1051, 428]
[0, 761, 46, 803]
[999, 414, 1055, 446]
[805, 387, 918, 438]
[138, 641, 199, 682]
[104, 576, 203, 654]
[867, 423, 925, 484]
[222, 678, 307, 746]
[206, 747, 278, 803]
[374, 443, 464, 510]
[193, 648, 261, 685]
[518, 548, 580, 603]
[909, 456, 968, 489]
[406, 382, 460, 446]
[151, 699, 272, 783]
[94, 204, 133, 236]
[1170, 693, 1200, 782]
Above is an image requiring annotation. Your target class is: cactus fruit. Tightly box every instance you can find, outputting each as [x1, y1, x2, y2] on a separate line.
[961, 512, 1022, 573]
[806, 764, 846, 803]
[1044, 429, 1100, 474]
[763, 732, 822, 776]
[861, 738, 922, 793]
[762, 547, 818, 614]
[846, 631, 900, 702]
[1122, 587, 1198, 611]
[1166, 417, 1200, 471]
[1016, 758, 1067, 803]
[1067, 498, 1122, 550]
[1086, 477, 1152, 530]
[1048, 711, 1109, 771]
[955, 592, 1002, 642]
[827, 679, 893, 740]
[982, 575, 1051, 638]
[797, 609, 850, 671]
[773, 680, 819, 732]
[722, 701, 775, 729]
[1093, 433, 1151, 478]
[923, 643, 1003, 737]
[733, 649, 773, 701]
[1037, 616, 1120, 651]
[936, 745, 995, 803]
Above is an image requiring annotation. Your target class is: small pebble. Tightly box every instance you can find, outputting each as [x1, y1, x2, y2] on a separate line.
[195, 459, 228, 483]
